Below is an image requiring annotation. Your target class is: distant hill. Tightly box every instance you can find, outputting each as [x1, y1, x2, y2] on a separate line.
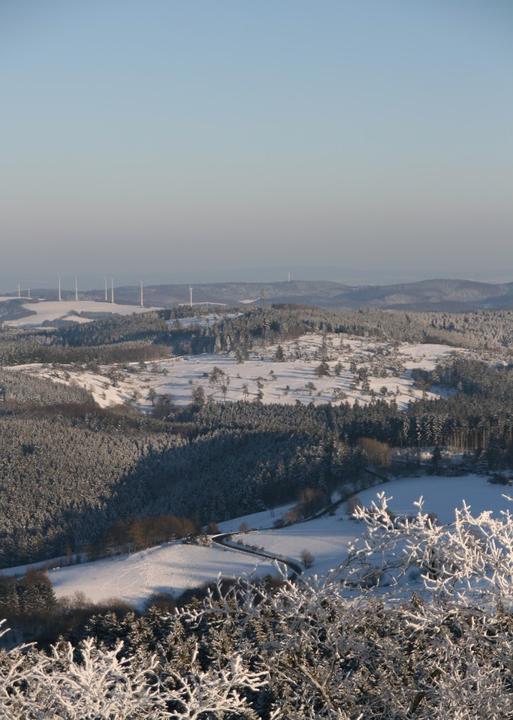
[6, 278, 513, 312]
[329, 279, 513, 311]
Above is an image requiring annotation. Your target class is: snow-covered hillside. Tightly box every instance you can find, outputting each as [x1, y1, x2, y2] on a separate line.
[46, 474, 505, 608]
[50, 540, 276, 610]
[5, 300, 159, 327]
[11, 333, 463, 409]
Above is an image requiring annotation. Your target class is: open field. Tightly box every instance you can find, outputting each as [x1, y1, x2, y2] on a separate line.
[3, 300, 159, 327]
[9, 333, 463, 409]
[50, 540, 276, 610]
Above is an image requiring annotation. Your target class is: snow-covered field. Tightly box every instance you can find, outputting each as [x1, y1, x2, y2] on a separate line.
[5, 300, 159, 327]
[50, 541, 276, 610]
[11, 333, 463, 409]
[46, 474, 505, 608]
[230, 474, 509, 577]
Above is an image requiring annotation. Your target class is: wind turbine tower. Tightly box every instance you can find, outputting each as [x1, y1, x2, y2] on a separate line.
[104, 277, 108, 302]
[140, 280, 144, 308]
[58, 276, 62, 302]
[17, 284, 20, 299]
[189, 286, 193, 308]
[74, 276, 79, 302]
[110, 277, 115, 304]
[288, 271, 292, 282]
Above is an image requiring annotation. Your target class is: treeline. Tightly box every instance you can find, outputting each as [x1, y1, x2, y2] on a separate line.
[209, 305, 513, 353]
[98, 514, 199, 557]
[57, 312, 166, 346]
[0, 368, 93, 405]
[190, 394, 513, 456]
[5, 305, 513, 368]
[0, 336, 169, 366]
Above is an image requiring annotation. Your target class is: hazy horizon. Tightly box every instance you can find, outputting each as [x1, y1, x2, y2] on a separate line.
[4, 267, 513, 296]
[1, 1, 512, 286]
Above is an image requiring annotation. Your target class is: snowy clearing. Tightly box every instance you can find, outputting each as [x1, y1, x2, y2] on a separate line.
[5, 300, 159, 327]
[11, 333, 464, 409]
[50, 540, 276, 610]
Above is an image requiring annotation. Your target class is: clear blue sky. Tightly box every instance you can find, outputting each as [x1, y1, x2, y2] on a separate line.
[1, 1, 512, 289]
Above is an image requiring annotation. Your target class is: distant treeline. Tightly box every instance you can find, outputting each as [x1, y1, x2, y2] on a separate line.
[3, 305, 513, 367]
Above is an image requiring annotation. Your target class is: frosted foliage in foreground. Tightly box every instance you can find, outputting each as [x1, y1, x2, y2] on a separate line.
[349, 492, 513, 605]
[3, 500, 513, 717]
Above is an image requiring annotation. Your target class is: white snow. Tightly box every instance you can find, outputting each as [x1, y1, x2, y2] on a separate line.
[357, 474, 512, 524]
[230, 474, 507, 577]
[6, 300, 160, 327]
[11, 333, 465, 410]
[50, 541, 276, 610]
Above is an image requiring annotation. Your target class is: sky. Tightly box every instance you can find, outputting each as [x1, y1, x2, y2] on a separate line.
[0, 0, 512, 291]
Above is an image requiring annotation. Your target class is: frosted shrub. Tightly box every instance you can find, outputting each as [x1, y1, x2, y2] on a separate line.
[348, 492, 513, 607]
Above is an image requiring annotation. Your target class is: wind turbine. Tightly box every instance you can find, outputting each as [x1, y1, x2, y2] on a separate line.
[74, 276, 79, 302]
[58, 276, 62, 302]
[110, 277, 115, 304]
[189, 286, 193, 308]
[140, 280, 144, 308]
[104, 277, 108, 302]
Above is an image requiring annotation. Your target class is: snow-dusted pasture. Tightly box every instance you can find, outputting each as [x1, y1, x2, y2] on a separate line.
[50, 541, 276, 610]
[5, 300, 159, 327]
[11, 333, 463, 409]
[47, 474, 507, 607]
[230, 474, 509, 577]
